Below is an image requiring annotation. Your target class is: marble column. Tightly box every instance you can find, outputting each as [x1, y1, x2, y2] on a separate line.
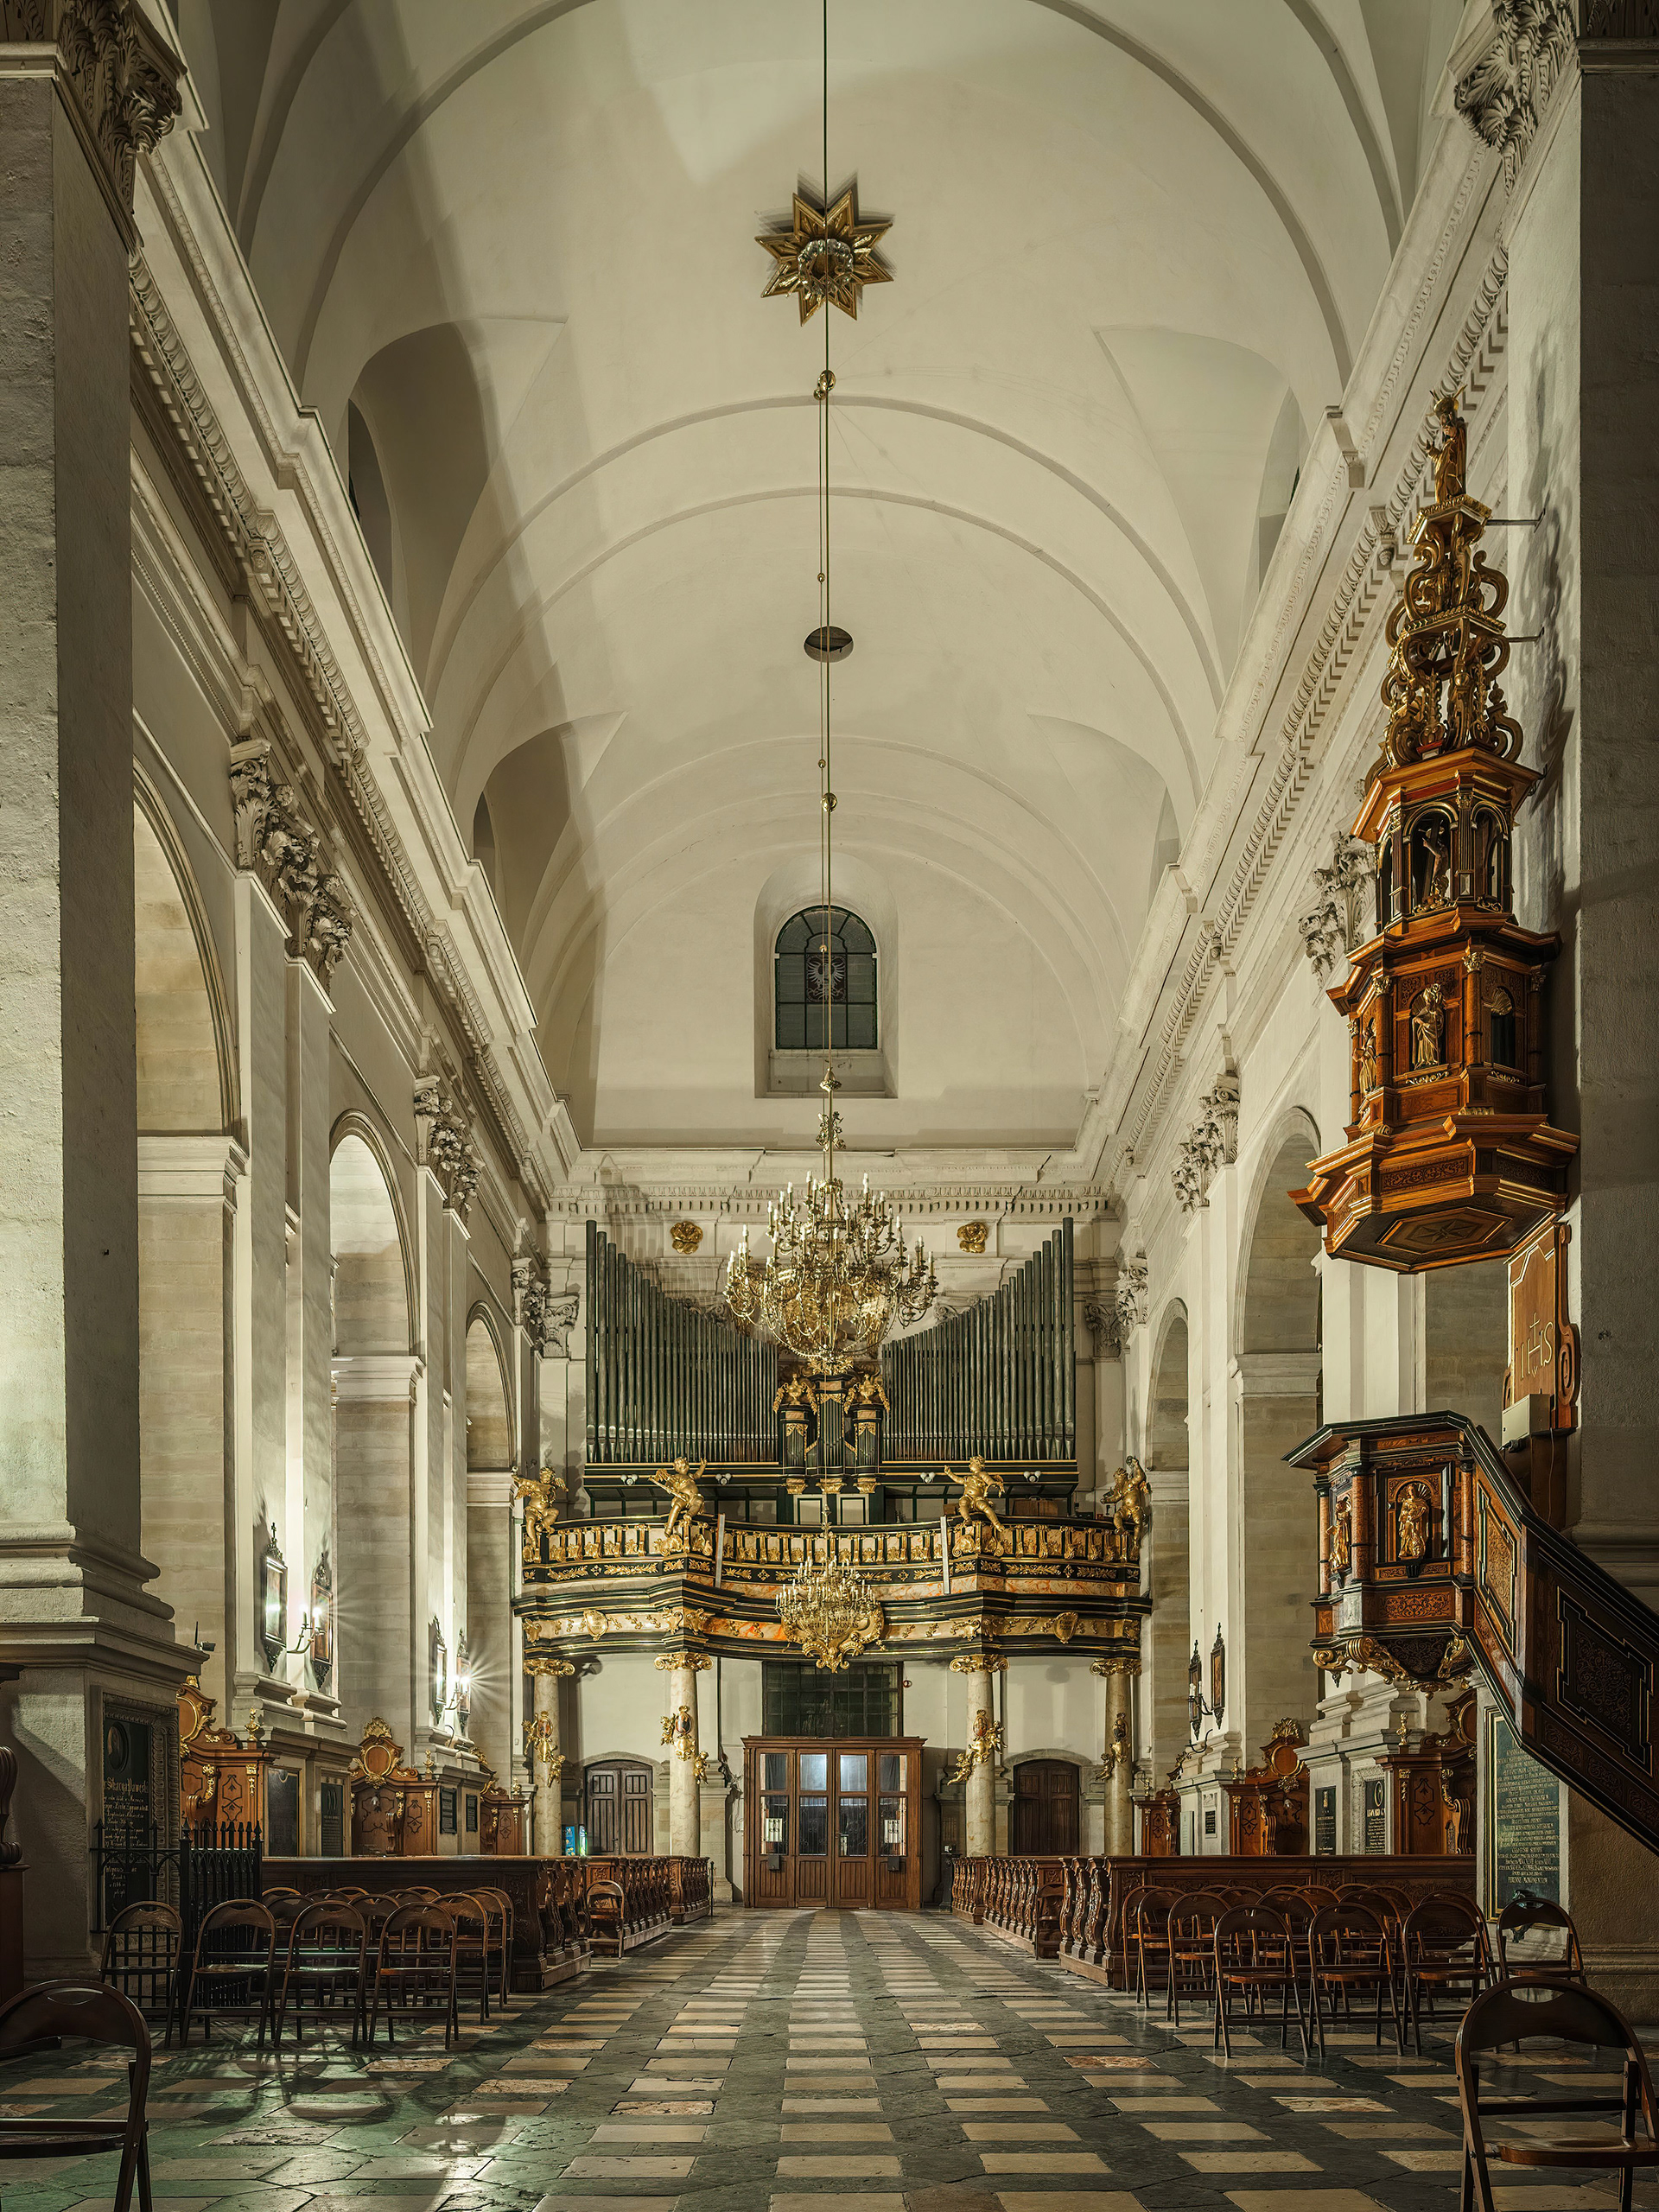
[1096, 1659, 1136, 1854]
[525, 1654, 570, 1856]
[661, 1652, 707, 1856]
[0, 4, 183, 1976]
[962, 1664, 998, 1856]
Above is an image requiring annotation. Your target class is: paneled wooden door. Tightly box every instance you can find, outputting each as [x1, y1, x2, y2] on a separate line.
[1010, 1758, 1080, 1854]
[743, 1736, 923, 1910]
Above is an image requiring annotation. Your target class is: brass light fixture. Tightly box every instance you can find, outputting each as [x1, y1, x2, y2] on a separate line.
[777, 1541, 885, 1672]
[757, 185, 893, 321]
[728, 2, 934, 1376]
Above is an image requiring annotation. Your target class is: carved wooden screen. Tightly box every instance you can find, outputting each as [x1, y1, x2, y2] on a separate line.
[1011, 1760, 1079, 1854]
[586, 1761, 654, 1855]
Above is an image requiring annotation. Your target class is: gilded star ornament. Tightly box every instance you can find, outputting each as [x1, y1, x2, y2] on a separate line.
[756, 187, 893, 321]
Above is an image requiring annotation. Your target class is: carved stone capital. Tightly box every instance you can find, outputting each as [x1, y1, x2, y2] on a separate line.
[1083, 1300, 1121, 1360]
[414, 1071, 480, 1222]
[1173, 1074, 1240, 1214]
[1114, 1256, 1148, 1341]
[1, 1, 183, 241]
[1454, 0, 1576, 189]
[228, 746, 353, 985]
[1296, 831, 1375, 981]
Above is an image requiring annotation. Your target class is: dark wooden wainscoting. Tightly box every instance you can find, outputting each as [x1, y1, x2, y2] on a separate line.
[743, 1736, 923, 1910]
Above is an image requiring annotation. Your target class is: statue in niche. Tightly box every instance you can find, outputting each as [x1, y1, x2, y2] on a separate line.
[1396, 1482, 1431, 1563]
[1411, 983, 1446, 1070]
[1414, 818, 1452, 910]
[1331, 1493, 1352, 1580]
[1358, 1015, 1378, 1095]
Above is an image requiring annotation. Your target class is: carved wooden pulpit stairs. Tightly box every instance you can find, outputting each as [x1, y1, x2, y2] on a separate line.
[1293, 1409, 1659, 1859]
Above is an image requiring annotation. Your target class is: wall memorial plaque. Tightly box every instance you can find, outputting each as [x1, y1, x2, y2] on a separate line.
[1489, 1712, 1561, 1908]
[102, 1717, 153, 1847]
[440, 1787, 458, 1835]
[266, 1766, 299, 1857]
[1363, 1777, 1386, 1853]
[1314, 1784, 1337, 1854]
[320, 1778, 344, 1857]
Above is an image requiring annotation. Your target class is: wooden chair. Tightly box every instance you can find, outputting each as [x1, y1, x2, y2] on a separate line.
[273, 1900, 367, 2047]
[1307, 1901, 1403, 2057]
[1495, 1893, 1586, 1986]
[180, 1900, 276, 2049]
[1402, 1891, 1492, 2056]
[476, 1888, 514, 2010]
[367, 1904, 459, 2048]
[100, 1901, 183, 2049]
[1166, 1891, 1224, 2029]
[397, 1887, 441, 1904]
[1212, 1904, 1308, 2060]
[445, 1893, 493, 2025]
[1303, 1884, 1340, 1909]
[1127, 1885, 1177, 2006]
[1455, 1980, 1659, 2212]
[0, 1981, 154, 2212]
[587, 1878, 625, 1960]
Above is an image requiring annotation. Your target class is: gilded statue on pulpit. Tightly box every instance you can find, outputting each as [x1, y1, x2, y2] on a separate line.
[1396, 1482, 1431, 1563]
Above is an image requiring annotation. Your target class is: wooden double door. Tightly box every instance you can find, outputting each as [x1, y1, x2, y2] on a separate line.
[743, 1735, 923, 1910]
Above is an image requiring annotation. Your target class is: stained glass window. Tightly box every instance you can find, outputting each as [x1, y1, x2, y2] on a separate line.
[775, 906, 877, 1051]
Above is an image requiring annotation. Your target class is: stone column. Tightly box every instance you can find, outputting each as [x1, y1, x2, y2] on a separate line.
[333, 1354, 419, 1748]
[1500, 18, 1659, 2017]
[524, 1652, 571, 1856]
[957, 1660, 1000, 1856]
[658, 1649, 709, 1856]
[1096, 1658, 1136, 1854]
[0, 3, 183, 1977]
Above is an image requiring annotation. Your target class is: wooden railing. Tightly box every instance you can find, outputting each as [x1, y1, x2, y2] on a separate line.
[585, 1854, 714, 1954]
[1291, 1410, 1659, 1858]
[956, 1853, 1478, 1987]
[951, 1855, 1068, 1957]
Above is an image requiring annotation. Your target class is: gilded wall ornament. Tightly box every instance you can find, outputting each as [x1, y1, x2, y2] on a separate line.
[957, 1220, 989, 1254]
[757, 186, 893, 321]
[671, 1220, 703, 1253]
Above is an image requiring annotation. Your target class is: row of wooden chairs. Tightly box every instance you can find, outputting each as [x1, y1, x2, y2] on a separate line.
[1127, 1882, 1579, 2059]
[100, 1886, 517, 2050]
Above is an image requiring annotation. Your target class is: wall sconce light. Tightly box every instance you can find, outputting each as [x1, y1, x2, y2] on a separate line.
[259, 1525, 288, 1672]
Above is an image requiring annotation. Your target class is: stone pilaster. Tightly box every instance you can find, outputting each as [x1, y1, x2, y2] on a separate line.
[0, 0, 184, 1976]
[952, 1652, 1004, 1857]
[1094, 1656, 1138, 1855]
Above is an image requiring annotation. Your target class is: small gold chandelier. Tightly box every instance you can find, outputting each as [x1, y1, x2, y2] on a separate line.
[725, 10, 934, 1376]
[778, 1543, 885, 1672]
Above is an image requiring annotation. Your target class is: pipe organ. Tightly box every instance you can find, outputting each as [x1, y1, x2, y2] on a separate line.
[584, 1221, 779, 1467]
[880, 1221, 1074, 1468]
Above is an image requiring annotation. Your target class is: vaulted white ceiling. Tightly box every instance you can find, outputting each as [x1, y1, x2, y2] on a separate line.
[179, 0, 1459, 1153]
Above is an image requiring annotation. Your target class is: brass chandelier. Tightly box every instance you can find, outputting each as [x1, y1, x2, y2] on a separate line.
[727, 1, 935, 1376]
[777, 1541, 885, 1672]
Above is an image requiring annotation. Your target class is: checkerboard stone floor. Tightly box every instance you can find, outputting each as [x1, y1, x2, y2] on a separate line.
[2, 1910, 1652, 2212]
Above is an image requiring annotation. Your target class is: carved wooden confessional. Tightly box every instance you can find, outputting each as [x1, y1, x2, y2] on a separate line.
[1292, 395, 1575, 1270]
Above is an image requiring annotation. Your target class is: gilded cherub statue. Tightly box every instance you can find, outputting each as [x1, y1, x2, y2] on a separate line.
[654, 1457, 708, 1552]
[949, 1456, 1009, 1547]
[1109, 1458, 1152, 1560]
[513, 1466, 565, 1565]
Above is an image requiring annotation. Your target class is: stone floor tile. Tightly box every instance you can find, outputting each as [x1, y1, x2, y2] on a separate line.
[562, 2153, 697, 2177]
[1141, 2121, 1268, 2141]
[1179, 2152, 1319, 2173]
[1382, 2149, 1464, 2170]
[778, 2123, 896, 2139]
[961, 2122, 1079, 2140]
[766, 2195, 904, 2212]
[775, 2154, 903, 2176]
[1224, 2194, 1387, 2212]
[976, 2152, 1108, 2173]
[993, 2195, 1142, 2212]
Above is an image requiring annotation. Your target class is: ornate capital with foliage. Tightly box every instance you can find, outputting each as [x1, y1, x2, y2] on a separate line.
[414, 1071, 480, 1221]
[1172, 1075, 1240, 1215]
[1, 1, 182, 237]
[229, 747, 353, 985]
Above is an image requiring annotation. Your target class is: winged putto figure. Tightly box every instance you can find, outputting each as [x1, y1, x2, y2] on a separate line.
[654, 1457, 708, 1552]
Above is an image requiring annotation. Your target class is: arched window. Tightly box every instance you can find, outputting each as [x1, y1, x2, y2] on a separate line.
[774, 906, 877, 1052]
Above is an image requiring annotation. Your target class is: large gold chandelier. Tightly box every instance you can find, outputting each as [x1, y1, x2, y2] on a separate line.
[726, 2, 935, 1376]
[778, 1543, 885, 1672]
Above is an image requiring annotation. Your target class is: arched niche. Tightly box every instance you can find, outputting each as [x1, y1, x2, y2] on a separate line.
[133, 785, 237, 1705]
[1144, 1300, 1192, 1783]
[330, 1122, 413, 1355]
[329, 1118, 416, 1746]
[134, 785, 233, 1132]
[465, 1306, 514, 1472]
[1233, 1110, 1323, 1755]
